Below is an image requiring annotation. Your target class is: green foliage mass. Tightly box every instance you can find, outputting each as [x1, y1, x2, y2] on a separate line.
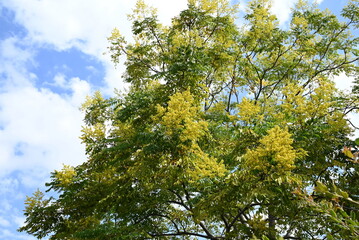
[19, 0, 359, 239]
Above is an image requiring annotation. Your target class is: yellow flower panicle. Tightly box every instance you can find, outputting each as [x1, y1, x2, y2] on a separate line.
[55, 165, 76, 187]
[244, 126, 305, 177]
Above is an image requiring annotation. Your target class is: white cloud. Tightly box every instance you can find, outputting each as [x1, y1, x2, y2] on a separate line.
[68, 77, 92, 106]
[2, 0, 187, 56]
[236, 0, 297, 25]
[334, 72, 355, 93]
[13, 216, 26, 228]
[100, 59, 129, 95]
[270, 0, 297, 25]
[238, 0, 324, 26]
[0, 36, 93, 175]
[1, 0, 187, 94]
[348, 113, 359, 139]
[0, 37, 89, 178]
[270, 0, 327, 25]
[0, 216, 11, 227]
[0, 85, 88, 174]
[333, 72, 359, 139]
[0, 229, 34, 240]
[146, 0, 188, 25]
[50, 73, 91, 105]
[52, 73, 67, 87]
[0, 37, 35, 89]
[0, 176, 29, 237]
[0, 177, 19, 195]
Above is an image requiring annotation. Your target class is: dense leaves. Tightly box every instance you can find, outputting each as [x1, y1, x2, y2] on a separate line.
[20, 0, 359, 239]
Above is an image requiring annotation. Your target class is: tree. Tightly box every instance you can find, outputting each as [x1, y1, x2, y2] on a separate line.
[19, 0, 359, 239]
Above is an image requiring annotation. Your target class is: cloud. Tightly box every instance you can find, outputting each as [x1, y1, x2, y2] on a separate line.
[334, 72, 355, 93]
[1, 0, 187, 94]
[0, 37, 35, 89]
[270, 0, 329, 25]
[50, 73, 91, 105]
[146, 0, 188, 25]
[0, 216, 11, 227]
[236, 0, 297, 25]
[0, 175, 32, 239]
[332, 73, 358, 139]
[52, 73, 67, 88]
[0, 229, 34, 240]
[236, 0, 325, 26]
[0, 80, 88, 176]
[0, 37, 90, 177]
[269, 0, 298, 25]
[4, 0, 130, 56]
[2, 0, 187, 56]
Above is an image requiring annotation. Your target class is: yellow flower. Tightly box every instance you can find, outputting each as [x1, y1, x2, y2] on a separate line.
[244, 126, 305, 176]
[237, 98, 262, 123]
[55, 165, 76, 187]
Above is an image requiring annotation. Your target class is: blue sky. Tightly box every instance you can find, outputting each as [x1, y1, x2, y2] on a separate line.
[0, 0, 357, 239]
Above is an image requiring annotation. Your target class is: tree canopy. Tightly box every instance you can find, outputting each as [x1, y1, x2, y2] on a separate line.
[19, 0, 359, 239]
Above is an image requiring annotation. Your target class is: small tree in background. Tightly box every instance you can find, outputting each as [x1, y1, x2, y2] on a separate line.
[20, 0, 359, 239]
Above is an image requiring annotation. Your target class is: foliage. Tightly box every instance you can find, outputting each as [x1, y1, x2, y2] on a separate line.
[19, 0, 359, 239]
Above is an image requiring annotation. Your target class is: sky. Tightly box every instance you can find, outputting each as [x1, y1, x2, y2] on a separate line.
[0, 0, 357, 239]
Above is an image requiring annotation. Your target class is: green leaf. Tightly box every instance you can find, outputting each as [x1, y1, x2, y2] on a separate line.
[315, 181, 328, 193]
